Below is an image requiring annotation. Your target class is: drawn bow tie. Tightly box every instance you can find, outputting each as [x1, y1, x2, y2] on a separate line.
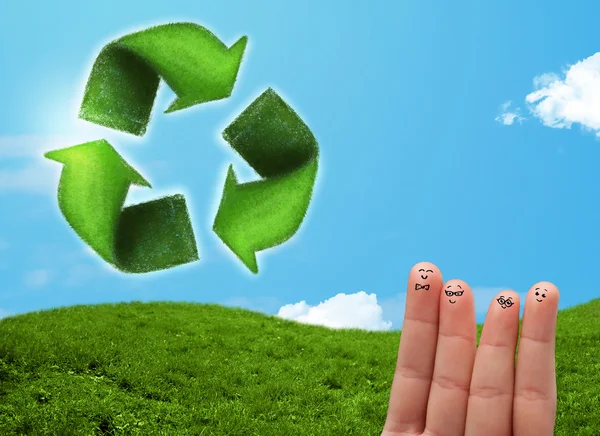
[415, 284, 430, 291]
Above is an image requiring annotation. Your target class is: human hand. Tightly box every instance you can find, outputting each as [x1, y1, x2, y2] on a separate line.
[382, 262, 559, 436]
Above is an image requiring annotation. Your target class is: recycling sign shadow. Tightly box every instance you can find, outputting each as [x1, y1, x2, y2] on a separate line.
[45, 22, 319, 275]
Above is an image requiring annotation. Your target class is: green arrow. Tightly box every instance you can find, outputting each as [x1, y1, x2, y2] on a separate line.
[213, 88, 319, 274]
[45, 139, 199, 273]
[79, 22, 248, 136]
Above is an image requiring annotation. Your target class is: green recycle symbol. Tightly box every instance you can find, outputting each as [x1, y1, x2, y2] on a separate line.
[45, 22, 319, 274]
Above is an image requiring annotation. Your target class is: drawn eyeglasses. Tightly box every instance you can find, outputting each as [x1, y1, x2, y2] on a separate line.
[444, 290, 464, 297]
[496, 295, 514, 308]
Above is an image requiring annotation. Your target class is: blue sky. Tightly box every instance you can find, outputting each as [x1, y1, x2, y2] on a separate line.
[2, 0, 600, 330]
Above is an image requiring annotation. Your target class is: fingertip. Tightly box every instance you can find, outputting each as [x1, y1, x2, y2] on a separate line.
[490, 290, 521, 319]
[410, 261, 441, 276]
[440, 279, 474, 309]
[409, 262, 443, 288]
[528, 281, 560, 306]
[535, 281, 560, 297]
[493, 289, 520, 306]
[479, 290, 520, 348]
[443, 279, 472, 294]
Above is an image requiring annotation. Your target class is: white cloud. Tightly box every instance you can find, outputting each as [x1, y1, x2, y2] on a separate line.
[23, 269, 53, 288]
[277, 291, 392, 331]
[498, 52, 600, 137]
[525, 53, 600, 135]
[495, 101, 526, 125]
[532, 72, 562, 90]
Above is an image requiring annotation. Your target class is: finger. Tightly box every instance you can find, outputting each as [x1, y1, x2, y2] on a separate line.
[424, 279, 477, 436]
[513, 282, 559, 436]
[465, 290, 521, 436]
[382, 262, 443, 435]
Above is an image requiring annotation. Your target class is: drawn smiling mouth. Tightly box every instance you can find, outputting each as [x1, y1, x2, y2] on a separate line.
[536, 299, 543, 302]
[449, 300, 456, 304]
[421, 275, 428, 279]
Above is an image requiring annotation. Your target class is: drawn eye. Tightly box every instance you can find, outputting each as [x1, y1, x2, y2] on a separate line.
[456, 291, 464, 297]
[542, 294, 546, 298]
[535, 292, 539, 296]
[497, 296, 505, 304]
[445, 290, 453, 297]
[426, 269, 433, 273]
[419, 269, 425, 272]
[505, 299, 514, 307]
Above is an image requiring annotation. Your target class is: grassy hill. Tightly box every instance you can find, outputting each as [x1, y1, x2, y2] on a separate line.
[0, 299, 599, 435]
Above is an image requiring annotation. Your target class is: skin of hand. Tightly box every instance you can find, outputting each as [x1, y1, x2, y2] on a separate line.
[381, 262, 559, 436]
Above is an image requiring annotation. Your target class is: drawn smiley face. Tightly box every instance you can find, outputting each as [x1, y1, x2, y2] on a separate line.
[415, 268, 434, 290]
[418, 268, 434, 280]
[444, 284, 464, 304]
[535, 287, 547, 303]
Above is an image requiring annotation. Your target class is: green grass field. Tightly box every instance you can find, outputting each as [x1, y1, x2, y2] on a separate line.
[0, 299, 599, 435]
